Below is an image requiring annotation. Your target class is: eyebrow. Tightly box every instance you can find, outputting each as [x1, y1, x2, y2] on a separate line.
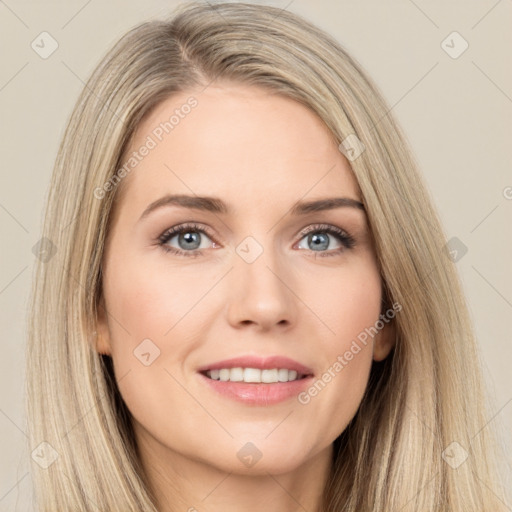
[138, 194, 365, 221]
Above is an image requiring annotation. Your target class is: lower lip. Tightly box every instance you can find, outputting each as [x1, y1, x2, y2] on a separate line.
[197, 372, 314, 406]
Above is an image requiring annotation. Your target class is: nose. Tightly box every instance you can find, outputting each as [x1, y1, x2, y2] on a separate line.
[226, 242, 298, 332]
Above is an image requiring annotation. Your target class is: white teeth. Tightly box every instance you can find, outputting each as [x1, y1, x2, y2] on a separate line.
[205, 367, 303, 383]
[261, 369, 277, 383]
[219, 369, 230, 382]
[229, 367, 244, 382]
[278, 368, 289, 382]
[244, 368, 261, 383]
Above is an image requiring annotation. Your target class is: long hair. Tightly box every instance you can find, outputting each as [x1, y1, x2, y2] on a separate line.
[25, 2, 509, 510]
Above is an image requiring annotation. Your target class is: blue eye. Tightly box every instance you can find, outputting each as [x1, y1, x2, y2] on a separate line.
[295, 224, 355, 257]
[157, 222, 355, 258]
[157, 222, 214, 258]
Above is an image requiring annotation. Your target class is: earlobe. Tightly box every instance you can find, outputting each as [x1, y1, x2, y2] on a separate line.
[373, 321, 396, 362]
[94, 295, 112, 356]
[94, 331, 112, 356]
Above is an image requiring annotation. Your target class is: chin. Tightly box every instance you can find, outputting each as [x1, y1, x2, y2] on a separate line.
[198, 440, 317, 476]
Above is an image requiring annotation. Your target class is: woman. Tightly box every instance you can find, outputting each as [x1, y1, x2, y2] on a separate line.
[25, 2, 509, 510]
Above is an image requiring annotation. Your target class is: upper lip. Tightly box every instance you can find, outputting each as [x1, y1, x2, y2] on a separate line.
[197, 355, 314, 376]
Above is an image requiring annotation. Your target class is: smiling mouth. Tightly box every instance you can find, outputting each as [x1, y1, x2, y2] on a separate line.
[200, 367, 312, 383]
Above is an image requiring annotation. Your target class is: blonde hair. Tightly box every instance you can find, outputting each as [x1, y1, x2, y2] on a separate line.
[26, 2, 509, 510]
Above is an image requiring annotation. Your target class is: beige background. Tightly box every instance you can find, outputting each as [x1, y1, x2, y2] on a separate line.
[1, 0, 511, 509]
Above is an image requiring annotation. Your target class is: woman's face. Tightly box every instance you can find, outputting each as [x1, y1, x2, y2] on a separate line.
[96, 83, 394, 476]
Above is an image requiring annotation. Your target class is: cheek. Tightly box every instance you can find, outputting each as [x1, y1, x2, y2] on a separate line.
[296, 260, 382, 431]
[101, 253, 218, 425]
[104, 250, 220, 347]
[305, 256, 383, 344]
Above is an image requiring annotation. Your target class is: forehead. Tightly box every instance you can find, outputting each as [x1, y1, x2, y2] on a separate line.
[115, 83, 360, 218]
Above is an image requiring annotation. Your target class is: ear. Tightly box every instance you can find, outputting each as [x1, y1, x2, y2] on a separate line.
[94, 293, 112, 356]
[372, 315, 396, 362]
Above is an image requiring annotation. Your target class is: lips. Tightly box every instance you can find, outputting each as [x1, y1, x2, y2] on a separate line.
[195, 355, 315, 405]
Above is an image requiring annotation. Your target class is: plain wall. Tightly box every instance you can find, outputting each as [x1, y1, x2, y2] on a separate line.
[1, 0, 510, 509]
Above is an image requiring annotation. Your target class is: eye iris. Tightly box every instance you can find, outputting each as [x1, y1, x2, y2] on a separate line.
[309, 232, 329, 251]
[179, 231, 201, 250]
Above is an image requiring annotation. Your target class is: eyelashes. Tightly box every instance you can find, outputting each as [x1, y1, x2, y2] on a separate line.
[156, 222, 356, 259]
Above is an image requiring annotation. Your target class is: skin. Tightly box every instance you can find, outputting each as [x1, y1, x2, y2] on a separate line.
[96, 83, 395, 512]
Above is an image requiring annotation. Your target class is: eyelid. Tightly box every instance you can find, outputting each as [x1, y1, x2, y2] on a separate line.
[297, 223, 349, 237]
[158, 222, 217, 242]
